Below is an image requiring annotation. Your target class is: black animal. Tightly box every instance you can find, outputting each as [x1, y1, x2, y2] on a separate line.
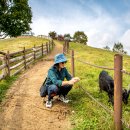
[99, 70, 130, 105]
[122, 88, 130, 104]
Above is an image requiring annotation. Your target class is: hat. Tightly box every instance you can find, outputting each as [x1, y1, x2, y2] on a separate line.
[54, 53, 67, 64]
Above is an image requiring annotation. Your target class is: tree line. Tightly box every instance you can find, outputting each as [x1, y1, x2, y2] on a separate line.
[49, 31, 127, 55]
[103, 42, 127, 54]
[48, 31, 88, 45]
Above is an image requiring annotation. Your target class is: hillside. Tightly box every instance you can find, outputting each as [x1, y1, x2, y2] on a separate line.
[65, 42, 130, 130]
[0, 37, 49, 53]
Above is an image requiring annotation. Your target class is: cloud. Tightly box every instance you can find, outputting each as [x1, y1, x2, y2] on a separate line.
[30, 0, 130, 54]
[31, 12, 121, 48]
[120, 29, 130, 54]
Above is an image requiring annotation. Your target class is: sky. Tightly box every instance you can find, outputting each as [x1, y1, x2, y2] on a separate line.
[29, 0, 130, 54]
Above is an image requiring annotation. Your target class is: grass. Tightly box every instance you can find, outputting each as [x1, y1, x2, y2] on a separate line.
[64, 42, 130, 130]
[0, 76, 18, 103]
[0, 36, 49, 53]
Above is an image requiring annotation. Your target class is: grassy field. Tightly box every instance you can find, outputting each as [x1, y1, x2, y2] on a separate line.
[0, 76, 18, 103]
[64, 42, 130, 130]
[0, 36, 49, 53]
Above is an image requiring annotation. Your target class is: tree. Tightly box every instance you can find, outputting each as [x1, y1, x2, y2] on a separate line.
[73, 31, 88, 45]
[64, 33, 71, 41]
[48, 31, 57, 39]
[103, 46, 110, 50]
[112, 42, 127, 54]
[57, 34, 64, 41]
[0, 0, 32, 38]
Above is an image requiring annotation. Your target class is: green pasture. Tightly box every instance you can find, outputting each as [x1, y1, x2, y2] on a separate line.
[65, 42, 130, 130]
[0, 37, 49, 53]
[0, 76, 18, 104]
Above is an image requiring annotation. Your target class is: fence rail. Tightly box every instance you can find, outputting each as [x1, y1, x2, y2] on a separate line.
[0, 40, 54, 80]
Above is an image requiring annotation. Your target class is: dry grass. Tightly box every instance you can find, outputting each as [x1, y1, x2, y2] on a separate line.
[0, 37, 49, 53]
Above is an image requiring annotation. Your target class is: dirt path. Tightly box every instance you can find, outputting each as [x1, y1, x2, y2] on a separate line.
[0, 43, 73, 130]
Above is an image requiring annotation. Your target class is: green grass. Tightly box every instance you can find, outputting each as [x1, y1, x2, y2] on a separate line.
[0, 37, 49, 53]
[64, 42, 130, 130]
[0, 76, 18, 103]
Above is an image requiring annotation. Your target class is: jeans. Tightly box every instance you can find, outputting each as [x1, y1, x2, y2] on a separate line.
[47, 84, 72, 101]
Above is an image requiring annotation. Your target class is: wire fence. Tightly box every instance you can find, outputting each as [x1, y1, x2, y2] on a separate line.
[79, 85, 130, 129]
[121, 69, 130, 76]
[65, 51, 130, 74]
[79, 85, 113, 114]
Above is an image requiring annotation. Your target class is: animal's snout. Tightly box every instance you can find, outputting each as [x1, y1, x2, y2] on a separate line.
[122, 89, 129, 104]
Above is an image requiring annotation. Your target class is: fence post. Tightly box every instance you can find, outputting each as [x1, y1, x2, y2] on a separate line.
[50, 41, 52, 50]
[48, 42, 50, 53]
[65, 41, 67, 53]
[6, 51, 10, 76]
[48, 42, 49, 53]
[42, 43, 43, 56]
[2, 56, 7, 77]
[71, 50, 75, 77]
[46, 42, 48, 54]
[52, 40, 54, 48]
[33, 45, 36, 61]
[114, 54, 122, 130]
[67, 41, 69, 53]
[63, 43, 65, 54]
[23, 47, 27, 69]
[63, 41, 67, 54]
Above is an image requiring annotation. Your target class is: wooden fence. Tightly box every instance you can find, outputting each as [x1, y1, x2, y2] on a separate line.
[0, 40, 54, 80]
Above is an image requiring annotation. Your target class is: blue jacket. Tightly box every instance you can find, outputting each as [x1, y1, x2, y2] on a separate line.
[46, 65, 72, 87]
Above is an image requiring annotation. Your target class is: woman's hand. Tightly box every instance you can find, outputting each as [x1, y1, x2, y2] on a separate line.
[68, 77, 80, 85]
[62, 77, 80, 86]
[72, 77, 80, 82]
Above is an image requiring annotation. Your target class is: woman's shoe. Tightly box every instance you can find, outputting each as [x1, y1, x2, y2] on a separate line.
[59, 95, 70, 103]
[46, 100, 52, 108]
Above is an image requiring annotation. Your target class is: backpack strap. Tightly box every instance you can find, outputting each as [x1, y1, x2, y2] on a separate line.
[40, 77, 48, 97]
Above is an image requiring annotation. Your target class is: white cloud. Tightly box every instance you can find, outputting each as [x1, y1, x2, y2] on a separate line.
[123, 12, 130, 25]
[30, 1, 130, 54]
[31, 17, 57, 35]
[120, 29, 130, 54]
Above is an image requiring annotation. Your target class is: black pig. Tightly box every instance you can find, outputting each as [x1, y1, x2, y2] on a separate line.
[99, 70, 130, 105]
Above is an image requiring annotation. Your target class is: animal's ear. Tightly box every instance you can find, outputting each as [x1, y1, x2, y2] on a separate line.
[122, 89, 126, 93]
[127, 84, 130, 93]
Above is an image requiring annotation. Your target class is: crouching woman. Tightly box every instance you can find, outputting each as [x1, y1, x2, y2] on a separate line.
[45, 53, 80, 108]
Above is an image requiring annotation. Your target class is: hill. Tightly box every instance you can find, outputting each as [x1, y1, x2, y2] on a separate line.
[0, 37, 49, 53]
[65, 42, 130, 130]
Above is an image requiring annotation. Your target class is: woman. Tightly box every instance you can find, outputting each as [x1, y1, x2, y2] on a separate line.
[45, 53, 80, 108]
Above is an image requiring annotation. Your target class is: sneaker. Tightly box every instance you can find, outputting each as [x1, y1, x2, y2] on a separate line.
[59, 95, 70, 103]
[46, 100, 52, 108]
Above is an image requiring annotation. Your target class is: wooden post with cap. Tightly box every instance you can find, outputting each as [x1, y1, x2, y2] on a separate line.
[114, 54, 122, 130]
[71, 50, 75, 77]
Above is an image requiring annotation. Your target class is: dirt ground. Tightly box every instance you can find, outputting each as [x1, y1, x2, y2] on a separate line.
[0, 43, 73, 130]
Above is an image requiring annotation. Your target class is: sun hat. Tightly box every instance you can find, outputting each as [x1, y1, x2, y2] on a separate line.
[54, 53, 67, 64]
